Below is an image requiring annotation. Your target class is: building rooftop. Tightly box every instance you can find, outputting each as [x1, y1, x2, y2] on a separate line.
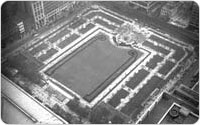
[159, 104, 198, 124]
[1, 96, 36, 124]
[140, 92, 199, 124]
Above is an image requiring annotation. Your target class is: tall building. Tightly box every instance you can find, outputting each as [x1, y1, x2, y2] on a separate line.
[1, 1, 34, 48]
[31, 1, 74, 29]
[160, 1, 182, 17]
[189, 2, 199, 29]
[1, 1, 75, 49]
[129, 1, 157, 13]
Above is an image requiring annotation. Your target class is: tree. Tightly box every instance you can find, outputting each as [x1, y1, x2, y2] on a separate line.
[89, 106, 110, 124]
[52, 104, 73, 123]
[67, 99, 90, 118]
[5, 54, 45, 86]
[110, 115, 124, 124]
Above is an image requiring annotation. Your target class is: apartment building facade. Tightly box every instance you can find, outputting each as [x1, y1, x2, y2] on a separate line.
[31, 1, 74, 29]
[129, 1, 157, 13]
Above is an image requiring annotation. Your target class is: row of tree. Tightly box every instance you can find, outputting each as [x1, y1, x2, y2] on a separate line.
[4, 53, 45, 87]
[52, 104, 74, 123]
[67, 99, 90, 118]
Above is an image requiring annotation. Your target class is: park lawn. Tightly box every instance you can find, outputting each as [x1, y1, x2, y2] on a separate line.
[50, 34, 132, 97]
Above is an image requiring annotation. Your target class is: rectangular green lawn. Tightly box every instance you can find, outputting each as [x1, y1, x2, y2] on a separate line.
[47, 33, 134, 100]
